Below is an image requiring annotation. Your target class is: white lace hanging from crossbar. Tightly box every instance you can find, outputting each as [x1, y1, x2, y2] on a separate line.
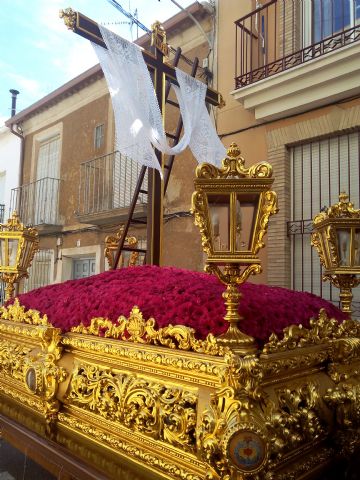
[92, 26, 226, 174]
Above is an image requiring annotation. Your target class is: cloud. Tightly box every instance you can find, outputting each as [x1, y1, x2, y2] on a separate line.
[7, 73, 44, 99]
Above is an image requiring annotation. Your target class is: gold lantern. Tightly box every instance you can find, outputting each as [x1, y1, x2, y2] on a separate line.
[191, 143, 278, 354]
[311, 192, 360, 314]
[0, 212, 39, 300]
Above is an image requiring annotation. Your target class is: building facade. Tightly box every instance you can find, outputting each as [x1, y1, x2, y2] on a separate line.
[5, 3, 214, 291]
[216, 0, 360, 310]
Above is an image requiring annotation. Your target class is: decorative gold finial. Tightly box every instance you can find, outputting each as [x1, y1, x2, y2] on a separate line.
[59, 8, 77, 31]
[227, 142, 241, 159]
[151, 21, 169, 57]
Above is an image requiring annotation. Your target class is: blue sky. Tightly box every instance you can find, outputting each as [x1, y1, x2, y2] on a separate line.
[0, 0, 193, 124]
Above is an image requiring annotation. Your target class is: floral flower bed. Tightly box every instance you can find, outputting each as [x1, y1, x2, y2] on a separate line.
[9, 265, 347, 345]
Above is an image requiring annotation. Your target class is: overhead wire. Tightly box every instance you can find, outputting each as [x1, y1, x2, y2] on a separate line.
[105, 0, 204, 69]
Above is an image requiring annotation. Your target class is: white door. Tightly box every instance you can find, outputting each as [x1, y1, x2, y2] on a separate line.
[73, 258, 96, 280]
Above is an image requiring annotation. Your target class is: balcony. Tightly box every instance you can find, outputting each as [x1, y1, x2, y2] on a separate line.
[76, 151, 147, 225]
[232, 0, 360, 120]
[10, 177, 62, 231]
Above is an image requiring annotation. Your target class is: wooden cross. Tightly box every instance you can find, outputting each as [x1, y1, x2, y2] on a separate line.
[60, 8, 223, 266]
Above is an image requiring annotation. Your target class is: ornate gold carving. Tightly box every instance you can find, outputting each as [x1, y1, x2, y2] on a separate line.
[0, 307, 66, 427]
[255, 190, 278, 254]
[310, 230, 326, 268]
[272, 446, 335, 480]
[324, 382, 360, 428]
[205, 264, 259, 354]
[0, 395, 47, 438]
[0, 338, 32, 381]
[0, 298, 49, 326]
[262, 308, 360, 354]
[195, 143, 273, 180]
[323, 273, 360, 314]
[191, 190, 213, 255]
[66, 362, 197, 451]
[62, 334, 223, 385]
[199, 353, 268, 479]
[58, 412, 203, 480]
[151, 21, 169, 56]
[266, 382, 324, 459]
[59, 8, 77, 31]
[314, 192, 360, 224]
[104, 227, 139, 269]
[262, 349, 329, 378]
[71, 305, 228, 356]
[56, 430, 147, 480]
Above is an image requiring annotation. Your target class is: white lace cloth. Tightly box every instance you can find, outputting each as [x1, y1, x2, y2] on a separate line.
[92, 26, 225, 174]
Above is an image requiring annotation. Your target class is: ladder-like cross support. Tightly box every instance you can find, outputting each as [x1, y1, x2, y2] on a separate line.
[60, 9, 223, 267]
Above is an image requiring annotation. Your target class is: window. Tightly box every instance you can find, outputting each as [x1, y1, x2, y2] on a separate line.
[94, 124, 105, 149]
[24, 249, 53, 292]
[35, 135, 61, 225]
[313, 0, 360, 43]
[290, 131, 360, 314]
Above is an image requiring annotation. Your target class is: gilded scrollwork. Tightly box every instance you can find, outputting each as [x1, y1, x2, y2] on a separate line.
[104, 226, 139, 269]
[194, 143, 273, 180]
[0, 339, 31, 381]
[262, 308, 360, 354]
[310, 231, 326, 268]
[71, 305, 228, 356]
[313, 192, 360, 224]
[0, 307, 66, 427]
[58, 412, 203, 480]
[0, 298, 49, 326]
[59, 8, 77, 31]
[270, 447, 335, 480]
[324, 382, 360, 428]
[255, 190, 278, 254]
[66, 362, 197, 452]
[199, 353, 268, 479]
[266, 382, 325, 459]
[191, 190, 212, 255]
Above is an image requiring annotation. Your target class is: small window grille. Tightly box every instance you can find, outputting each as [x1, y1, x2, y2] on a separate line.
[94, 124, 105, 149]
[24, 249, 53, 292]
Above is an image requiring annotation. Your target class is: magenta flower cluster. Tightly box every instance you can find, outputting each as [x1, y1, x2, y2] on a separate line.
[9, 266, 347, 345]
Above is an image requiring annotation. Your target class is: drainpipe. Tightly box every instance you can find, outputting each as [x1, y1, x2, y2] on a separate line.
[7, 89, 24, 216]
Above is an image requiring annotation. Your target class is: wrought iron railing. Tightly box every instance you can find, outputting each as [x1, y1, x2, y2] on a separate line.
[77, 151, 147, 216]
[235, 0, 360, 88]
[10, 177, 62, 226]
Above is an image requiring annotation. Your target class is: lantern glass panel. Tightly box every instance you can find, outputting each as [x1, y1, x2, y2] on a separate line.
[337, 229, 351, 266]
[235, 193, 260, 251]
[207, 194, 230, 252]
[8, 239, 19, 267]
[0, 239, 5, 267]
[21, 238, 32, 270]
[354, 229, 360, 266]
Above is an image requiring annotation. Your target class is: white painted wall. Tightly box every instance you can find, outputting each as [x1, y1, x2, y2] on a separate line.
[0, 125, 21, 221]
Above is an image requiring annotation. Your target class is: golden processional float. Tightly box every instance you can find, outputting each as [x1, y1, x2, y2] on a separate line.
[0, 142, 360, 480]
[1, 8, 360, 480]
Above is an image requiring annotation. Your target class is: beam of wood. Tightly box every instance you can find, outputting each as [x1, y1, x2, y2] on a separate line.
[60, 8, 223, 107]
